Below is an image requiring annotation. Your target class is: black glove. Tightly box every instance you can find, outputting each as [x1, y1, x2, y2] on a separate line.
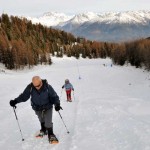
[9, 100, 17, 107]
[72, 88, 74, 91]
[62, 85, 64, 89]
[55, 104, 63, 111]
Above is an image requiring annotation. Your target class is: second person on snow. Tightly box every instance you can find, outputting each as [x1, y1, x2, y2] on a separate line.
[62, 79, 74, 102]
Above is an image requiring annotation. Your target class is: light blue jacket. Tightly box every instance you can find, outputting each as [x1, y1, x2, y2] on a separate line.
[62, 83, 74, 91]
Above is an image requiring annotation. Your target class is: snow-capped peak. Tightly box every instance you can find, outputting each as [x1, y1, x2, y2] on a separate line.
[27, 12, 73, 26]
[27, 10, 150, 27]
[97, 10, 150, 24]
[70, 12, 99, 24]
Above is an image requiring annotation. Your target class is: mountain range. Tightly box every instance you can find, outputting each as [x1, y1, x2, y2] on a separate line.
[27, 10, 150, 42]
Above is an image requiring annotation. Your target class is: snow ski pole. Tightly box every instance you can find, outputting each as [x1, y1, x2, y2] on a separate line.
[13, 107, 25, 141]
[58, 111, 70, 134]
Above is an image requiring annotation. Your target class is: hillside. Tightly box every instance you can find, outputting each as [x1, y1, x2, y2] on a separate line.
[1, 14, 150, 71]
[0, 57, 150, 150]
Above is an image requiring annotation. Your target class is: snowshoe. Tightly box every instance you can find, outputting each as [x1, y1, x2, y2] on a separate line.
[48, 134, 59, 144]
[35, 130, 47, 138]
[67, 99, 72, 102]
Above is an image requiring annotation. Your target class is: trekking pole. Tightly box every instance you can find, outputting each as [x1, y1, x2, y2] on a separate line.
[58, 111, 70, 134]
[13, 107, 25, 141]
[73, 91, 75, 101]
[76, 61, 81, 79]
[60, 89, 63, 101]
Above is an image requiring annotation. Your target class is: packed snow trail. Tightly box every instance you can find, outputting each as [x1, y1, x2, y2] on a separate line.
[0, 57, 150, 150]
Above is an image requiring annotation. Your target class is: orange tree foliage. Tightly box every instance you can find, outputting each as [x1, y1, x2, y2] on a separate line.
[0, 14, 150, 70]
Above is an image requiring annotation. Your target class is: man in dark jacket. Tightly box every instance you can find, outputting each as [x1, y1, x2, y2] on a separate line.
[9, 76, 62, 144]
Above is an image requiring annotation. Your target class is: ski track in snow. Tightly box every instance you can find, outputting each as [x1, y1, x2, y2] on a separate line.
[0, 57, 150, 150]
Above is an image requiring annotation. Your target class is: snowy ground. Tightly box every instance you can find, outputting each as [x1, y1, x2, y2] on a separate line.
[0, 56, 150, 150]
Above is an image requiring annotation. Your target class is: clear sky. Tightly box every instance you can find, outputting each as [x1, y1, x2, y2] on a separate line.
[0, 0, 149, 17]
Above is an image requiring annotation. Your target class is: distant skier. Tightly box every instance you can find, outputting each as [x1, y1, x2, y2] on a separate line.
[62, 79, 74, 102]
[9, 76, 62, 144]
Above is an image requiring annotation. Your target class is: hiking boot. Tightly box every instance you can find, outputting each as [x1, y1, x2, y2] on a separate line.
[40, 122, 46, 133]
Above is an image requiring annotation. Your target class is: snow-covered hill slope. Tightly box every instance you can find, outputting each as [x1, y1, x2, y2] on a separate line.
[0, 57, 150, 150]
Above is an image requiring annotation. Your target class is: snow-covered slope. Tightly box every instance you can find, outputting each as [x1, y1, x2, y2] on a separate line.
[0, 57, 150, 150]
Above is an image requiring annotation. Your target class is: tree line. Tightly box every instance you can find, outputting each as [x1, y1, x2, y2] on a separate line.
[0, 14, 150, 70]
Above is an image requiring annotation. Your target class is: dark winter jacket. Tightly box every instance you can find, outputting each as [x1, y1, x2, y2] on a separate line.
[15, 80, 60, 111]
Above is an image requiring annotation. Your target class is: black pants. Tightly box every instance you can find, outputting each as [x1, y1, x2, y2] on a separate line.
[35, 108, 53, 128]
